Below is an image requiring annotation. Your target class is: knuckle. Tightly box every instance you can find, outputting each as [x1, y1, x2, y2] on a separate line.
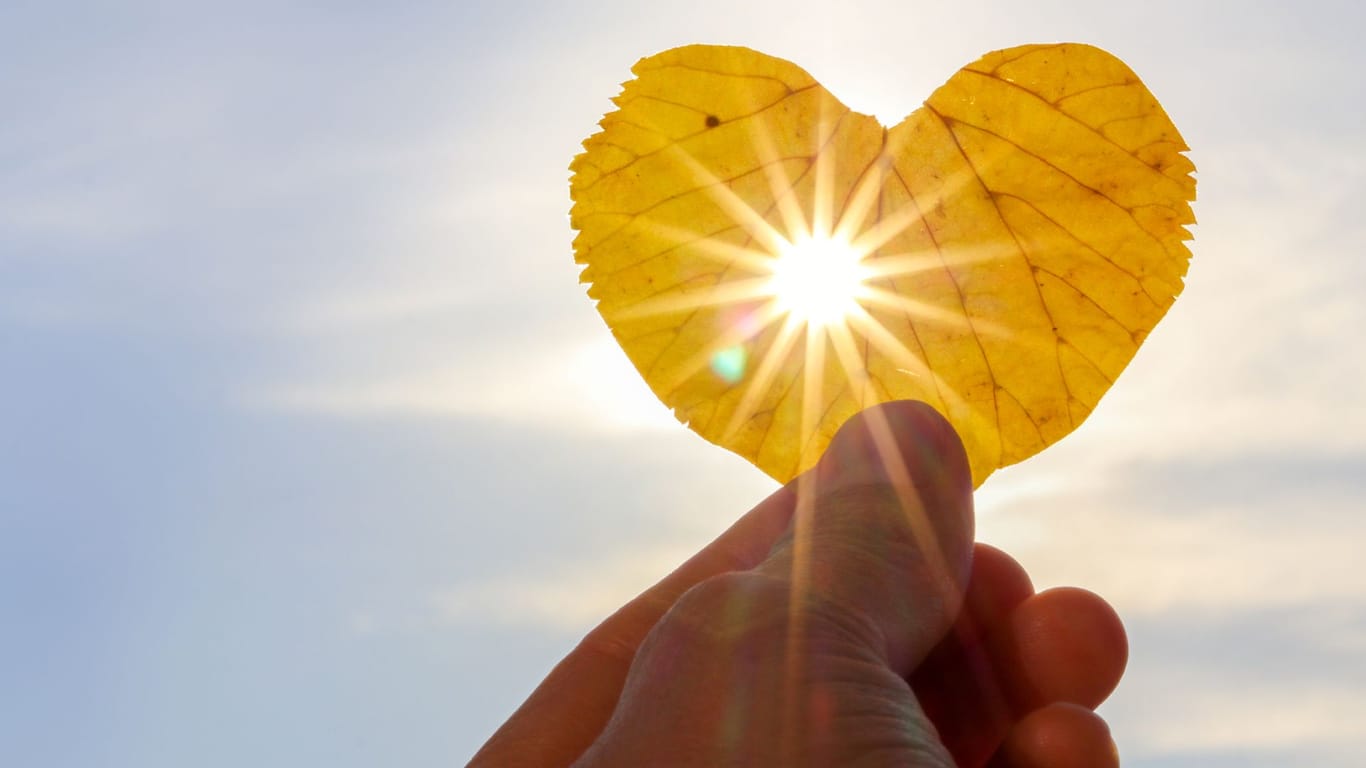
[655, 571, 792, 650]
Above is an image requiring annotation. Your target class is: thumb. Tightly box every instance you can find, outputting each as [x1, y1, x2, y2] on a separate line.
[756, 400, 975, 674]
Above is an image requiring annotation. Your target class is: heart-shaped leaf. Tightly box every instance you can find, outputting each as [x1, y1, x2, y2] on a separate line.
[570, 43, 1195, 487]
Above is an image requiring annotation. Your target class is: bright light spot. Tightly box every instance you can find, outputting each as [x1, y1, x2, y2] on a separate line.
[767, 234, 869, 328]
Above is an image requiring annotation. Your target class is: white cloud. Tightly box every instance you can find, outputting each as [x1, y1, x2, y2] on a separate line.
[250, 333, 680, 433]
[1122, 681, 1366, 758]
[431, 545, 696, 631]
[993, 499, 1362, 617]
[978, 448, 1366, 616]
[985, 448, 1366, 766]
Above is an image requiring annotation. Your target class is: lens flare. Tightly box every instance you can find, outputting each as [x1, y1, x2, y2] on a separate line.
[709, 345, 748, 383]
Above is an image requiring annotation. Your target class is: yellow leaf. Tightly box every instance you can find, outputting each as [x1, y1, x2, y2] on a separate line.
[570, 43, 1195, 488]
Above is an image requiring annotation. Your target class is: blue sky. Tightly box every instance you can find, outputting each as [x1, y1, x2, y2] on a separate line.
[2, 1, 1363, 766]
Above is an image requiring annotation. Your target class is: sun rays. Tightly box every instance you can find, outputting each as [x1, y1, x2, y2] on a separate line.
[640, 109, 988, 757]
[607, 115, 996, 479]
[576, 42, 1194, 493]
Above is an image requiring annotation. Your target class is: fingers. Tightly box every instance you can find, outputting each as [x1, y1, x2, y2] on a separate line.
[911, 549, 1128, 768]
[910, 544, 1033, 766]
[473, 398, 1129, 768]
[1006, 587, 1128, 710]
[990, 703, 1118, 768]
[760, 399, 975, 674]
[962, 544, 1036, 631]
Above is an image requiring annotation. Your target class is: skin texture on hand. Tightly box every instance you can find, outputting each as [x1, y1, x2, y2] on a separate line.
[470, 401, 1126, 767]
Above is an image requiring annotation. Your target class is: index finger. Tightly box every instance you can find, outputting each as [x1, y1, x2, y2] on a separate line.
[468, 478, 797, 767]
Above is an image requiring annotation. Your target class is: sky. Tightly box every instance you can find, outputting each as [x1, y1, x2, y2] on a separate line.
[1, 1, 1363, 766]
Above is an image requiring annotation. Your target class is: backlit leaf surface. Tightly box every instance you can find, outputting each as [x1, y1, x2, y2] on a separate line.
[570, 44, 1195, 487]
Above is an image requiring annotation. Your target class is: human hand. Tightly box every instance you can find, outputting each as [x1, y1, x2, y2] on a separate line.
[471, 401, 1127, 767]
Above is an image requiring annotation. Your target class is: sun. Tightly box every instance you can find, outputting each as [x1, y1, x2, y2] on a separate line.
[765, 234, 870, 330]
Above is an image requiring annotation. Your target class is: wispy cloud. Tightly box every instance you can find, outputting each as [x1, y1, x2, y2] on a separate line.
[431, 545, 696, 631]
[1128, 684, 1366, 756]
[249, 333, 680, 432]
[983, 447, 1366, 765]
